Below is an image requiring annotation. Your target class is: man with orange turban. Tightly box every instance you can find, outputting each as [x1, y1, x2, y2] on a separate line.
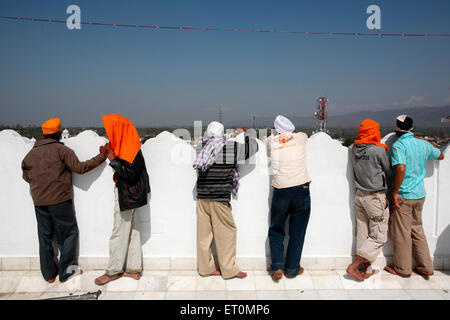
[346, 119, 391, 281]
[94, 114, 150, 286]
[22, 117, 107, 283]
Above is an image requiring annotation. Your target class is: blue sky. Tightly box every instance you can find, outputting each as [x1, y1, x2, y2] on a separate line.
[0, 0, 449, 126]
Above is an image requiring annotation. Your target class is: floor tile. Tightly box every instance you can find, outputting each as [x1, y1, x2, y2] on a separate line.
[6, 292, 42, 300]
[0, 271, 28, 277]
[436, 276, 450, 290]
[39, 292, 72, 300]
[309, 270, 339, 276]
[439, 289, 450, 300]
[134, 291, 166, 300]
[404, 289, 445, 300]
[167, 276, 198, 291]
[136, 275, 168, 292]
[256, 290, 289, 300]
[374, 290, 412, 300]
[98, 292, 137, 300]
[15, 276, 50, 293]
[26, 271, 45, 276]
[45, 276, 84, 293]
[169, 270, 199, 276]
[338, 273, 370, 290]
[316, 290, 350, 300]
[227, 290, 257, 300]
[195, 291, 228, 300]
[0, 276, 22, 293]
[347, 289, 382, 300]
[434, 270, 450, 277]
[421, 276, 447, 289]
[311, 275, 344, 290]
[104, 276, 140, 292]
[284, 274, 315, 290]
[0, 292, 12, 300]
[197, 276, 226, 291]
[397, 275, 434, 290]
[254, 276, 286, 291]
[286, 290, 320, 300]
[225, 274, 256, 291]
[78, 274, 106, 292]
[141, 270, 169, 277]
[165, 291, 198, 300]
[364, 275, 404, 290]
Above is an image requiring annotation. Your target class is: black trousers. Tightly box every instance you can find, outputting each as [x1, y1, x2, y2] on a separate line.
[34, 199, 79, 282]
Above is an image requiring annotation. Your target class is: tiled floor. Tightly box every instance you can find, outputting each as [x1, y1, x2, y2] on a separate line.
[0, 269, 448, 300]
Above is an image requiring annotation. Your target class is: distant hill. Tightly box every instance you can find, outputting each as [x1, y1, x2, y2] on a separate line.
[229, 105, 450, 128]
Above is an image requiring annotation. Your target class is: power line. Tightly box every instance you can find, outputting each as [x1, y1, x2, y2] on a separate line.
[1, 15, 450, 37]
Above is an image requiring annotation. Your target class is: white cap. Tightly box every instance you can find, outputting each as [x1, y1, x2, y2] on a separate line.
[274, 115, 295, 134]
[206, 121, 224, 138]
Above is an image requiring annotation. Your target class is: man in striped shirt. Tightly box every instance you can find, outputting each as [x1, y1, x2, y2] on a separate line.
[194, 122, 259, 280]
[385, 115, 444, 278]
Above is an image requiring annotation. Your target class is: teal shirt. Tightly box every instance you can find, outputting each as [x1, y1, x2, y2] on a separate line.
[391, 132, 441, 199]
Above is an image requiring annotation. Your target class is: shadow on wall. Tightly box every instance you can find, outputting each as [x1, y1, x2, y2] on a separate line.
[136, 190, 152, 246]
[264, 175, 273, 271]
[346, 148, 357, 257]
[72, 162, 108, 192]
[435, 224, 450, 258]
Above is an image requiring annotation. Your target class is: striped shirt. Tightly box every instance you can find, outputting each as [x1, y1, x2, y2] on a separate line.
[196, 136, 259, 202]
[391, 132, 441, 199]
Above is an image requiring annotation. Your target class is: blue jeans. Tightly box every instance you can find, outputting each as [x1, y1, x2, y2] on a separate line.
[268, 184, 311, 276]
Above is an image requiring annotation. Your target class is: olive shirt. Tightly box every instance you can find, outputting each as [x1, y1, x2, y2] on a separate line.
[22, 139, 106, 206]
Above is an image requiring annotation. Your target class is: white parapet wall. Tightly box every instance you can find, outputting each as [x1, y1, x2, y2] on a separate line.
[0, 129, 448, 270]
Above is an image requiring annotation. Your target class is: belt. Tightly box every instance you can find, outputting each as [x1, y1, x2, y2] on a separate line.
[356, 189, 383, 196]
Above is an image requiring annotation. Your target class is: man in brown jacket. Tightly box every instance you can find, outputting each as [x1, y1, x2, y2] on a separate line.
[22, 117, 106, 283]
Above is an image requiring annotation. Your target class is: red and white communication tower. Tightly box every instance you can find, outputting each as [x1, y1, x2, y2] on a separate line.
[315, 97, 329, 133]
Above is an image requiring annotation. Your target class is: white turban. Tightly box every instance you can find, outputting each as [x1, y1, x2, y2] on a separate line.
[274, 115, 295, 134]
[206, 121, 224, 138]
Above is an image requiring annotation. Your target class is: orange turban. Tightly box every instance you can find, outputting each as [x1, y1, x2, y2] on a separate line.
[42, 117, 61, 135]
[354, 119, 389, 151]
[102, 114, 141, 164]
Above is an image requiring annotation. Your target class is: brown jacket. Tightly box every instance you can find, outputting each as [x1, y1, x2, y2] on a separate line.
[22, 139, 106, 206]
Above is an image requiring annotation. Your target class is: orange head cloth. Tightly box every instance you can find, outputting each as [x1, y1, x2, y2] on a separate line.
[354, 119, 389, 152]
[42, 117, 61, 135]
[102, 114, 141, 164]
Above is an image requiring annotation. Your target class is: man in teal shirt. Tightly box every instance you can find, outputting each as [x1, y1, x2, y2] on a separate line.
[385, 115, 444, 278]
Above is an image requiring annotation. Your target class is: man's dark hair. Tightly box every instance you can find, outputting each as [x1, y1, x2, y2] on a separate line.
[44, 131, 62, 140]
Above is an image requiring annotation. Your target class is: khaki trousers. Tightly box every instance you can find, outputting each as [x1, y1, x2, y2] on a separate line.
[389, 197, 432, 275]
[197, 199, 240, 279]
[105, 188, 143, 276]
[354, 189, 390, 263]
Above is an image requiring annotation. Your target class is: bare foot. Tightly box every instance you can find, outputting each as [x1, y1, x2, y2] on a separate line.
[61, 269, 83, 283]
[200, 270, 221, 277]
[284, 267, 304, 278]
[271, 269, 283, 281]
[123, 272, 141, 280]
[346, 264, 365, 281]
[233, 271, 247, 279]
[361, 262, 371, 273]
[363, 269, 379, 279]
[384, 266, 411, 278]
[94, 273, 122, 285]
